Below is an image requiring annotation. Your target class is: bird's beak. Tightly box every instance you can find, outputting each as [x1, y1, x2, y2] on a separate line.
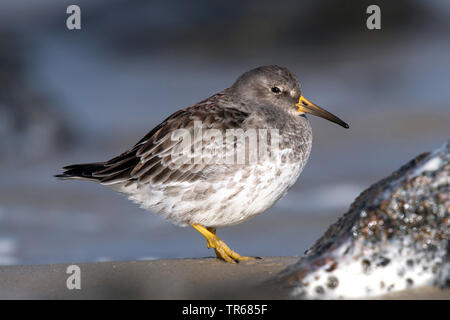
[296, 96, 349, 129]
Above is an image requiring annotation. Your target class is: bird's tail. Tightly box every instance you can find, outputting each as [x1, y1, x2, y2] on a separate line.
[55, 146, 141, 185]
[54, 162, 107, 182]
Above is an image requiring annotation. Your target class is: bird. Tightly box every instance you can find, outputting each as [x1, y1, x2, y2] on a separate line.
[56, 65, 349, 263]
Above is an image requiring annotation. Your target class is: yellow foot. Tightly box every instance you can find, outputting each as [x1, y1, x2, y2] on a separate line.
[192, 224, 256, 263]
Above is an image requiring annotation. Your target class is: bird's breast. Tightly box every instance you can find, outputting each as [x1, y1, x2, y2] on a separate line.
[246, 108, 312, 163]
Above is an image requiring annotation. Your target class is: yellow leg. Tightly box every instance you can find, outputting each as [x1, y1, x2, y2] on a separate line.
[206, 227, 221, 258]
[192, 224, 255, 263]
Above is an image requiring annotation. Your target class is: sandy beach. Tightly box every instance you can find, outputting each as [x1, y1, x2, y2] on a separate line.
[0, 257, 448, 299]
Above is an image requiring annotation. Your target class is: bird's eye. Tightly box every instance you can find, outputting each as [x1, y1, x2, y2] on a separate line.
[271, 86, 281, 93]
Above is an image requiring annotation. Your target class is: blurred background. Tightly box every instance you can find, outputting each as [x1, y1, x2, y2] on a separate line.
[0, 0, 449, 265]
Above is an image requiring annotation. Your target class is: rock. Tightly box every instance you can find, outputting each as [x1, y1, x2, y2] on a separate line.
[276, 140, 449, 299]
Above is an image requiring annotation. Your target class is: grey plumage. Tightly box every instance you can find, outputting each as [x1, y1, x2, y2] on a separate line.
[56, 65, 347, 229]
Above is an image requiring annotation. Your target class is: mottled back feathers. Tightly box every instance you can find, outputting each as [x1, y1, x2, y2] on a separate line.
[56, 94, 251, 186]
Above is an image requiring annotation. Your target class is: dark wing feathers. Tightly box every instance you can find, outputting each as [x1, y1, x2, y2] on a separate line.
[93, 155, 140, 177]
[56, 100, 250, 186]
[55, 162, 106, 181]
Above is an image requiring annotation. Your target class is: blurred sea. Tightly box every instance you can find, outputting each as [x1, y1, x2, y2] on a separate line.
[0, 1, 449, 265]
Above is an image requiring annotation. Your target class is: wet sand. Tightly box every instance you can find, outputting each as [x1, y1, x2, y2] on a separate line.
[0, 257, 448, 299]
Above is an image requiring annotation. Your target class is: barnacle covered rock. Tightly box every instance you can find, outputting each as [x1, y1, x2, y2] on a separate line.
[277, 140, 449, 299]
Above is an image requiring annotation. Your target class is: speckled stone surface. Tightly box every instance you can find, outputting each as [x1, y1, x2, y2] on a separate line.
[277, 140, 449, 299]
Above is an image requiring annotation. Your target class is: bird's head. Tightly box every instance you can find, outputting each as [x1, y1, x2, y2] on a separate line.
[231, 65, 349, 129]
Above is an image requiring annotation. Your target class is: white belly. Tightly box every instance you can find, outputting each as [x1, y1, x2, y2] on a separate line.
[121, 153, 308, 227]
